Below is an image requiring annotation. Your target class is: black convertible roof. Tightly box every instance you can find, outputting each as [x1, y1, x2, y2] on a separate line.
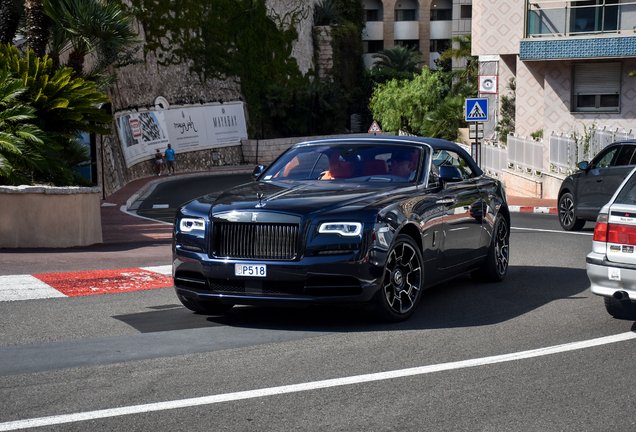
[294, 135, 483, 176]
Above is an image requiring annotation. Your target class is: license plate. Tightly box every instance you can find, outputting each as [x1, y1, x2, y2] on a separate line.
[235, 264, 267, 277]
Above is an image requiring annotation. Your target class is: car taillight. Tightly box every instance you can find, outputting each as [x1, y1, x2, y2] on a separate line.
[608, 223, 636, 245]
[593, 214, 608, 242]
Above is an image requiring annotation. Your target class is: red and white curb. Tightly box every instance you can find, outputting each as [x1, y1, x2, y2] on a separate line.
[509, 206, 557, 214]
[0, 265, 172, 302]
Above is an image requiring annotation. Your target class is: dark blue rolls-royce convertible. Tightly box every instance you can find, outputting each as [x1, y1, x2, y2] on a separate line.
[172, 136, 510, 321]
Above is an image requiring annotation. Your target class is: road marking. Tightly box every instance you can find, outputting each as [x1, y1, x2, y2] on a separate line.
[1, 331, 634, 431]
[0, 275, 66, 301]
[512, 227, 593, 236]
[0, 266, 173, 302]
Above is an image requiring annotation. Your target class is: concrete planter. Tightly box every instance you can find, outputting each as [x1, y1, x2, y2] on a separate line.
[0, 186, 103, 248]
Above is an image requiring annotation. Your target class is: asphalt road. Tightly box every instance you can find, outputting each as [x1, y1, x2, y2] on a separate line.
[1, 177, 635, 431]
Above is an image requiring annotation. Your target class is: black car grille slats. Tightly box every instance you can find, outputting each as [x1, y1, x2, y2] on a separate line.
[213, 223, 299, 260]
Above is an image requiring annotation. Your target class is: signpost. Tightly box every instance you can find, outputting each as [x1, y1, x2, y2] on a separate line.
[465, 98, 489, 166]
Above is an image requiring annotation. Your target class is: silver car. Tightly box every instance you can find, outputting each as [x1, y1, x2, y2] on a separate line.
[587, 166, 636, 319]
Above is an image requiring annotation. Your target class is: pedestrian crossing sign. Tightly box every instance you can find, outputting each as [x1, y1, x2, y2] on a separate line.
[465, 98, 488, 122]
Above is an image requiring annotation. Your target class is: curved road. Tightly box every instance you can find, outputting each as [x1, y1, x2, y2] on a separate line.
[0, 175, 634, 431]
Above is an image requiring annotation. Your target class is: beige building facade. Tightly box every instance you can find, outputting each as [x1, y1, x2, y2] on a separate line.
[472, 0, 636, 142]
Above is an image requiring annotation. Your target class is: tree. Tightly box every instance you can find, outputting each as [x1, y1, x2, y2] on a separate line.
[369, 68, 444, 135]
[495, 78, 515, 144]
[439, 34, 478, 88]
[42, 0, 137, 76]
[25, 0, 49, 57]
[0, 67, 48, 184]
[0, 0, 22, 45]
[372, 45, 422, 74]
[0, 43, 112, 185]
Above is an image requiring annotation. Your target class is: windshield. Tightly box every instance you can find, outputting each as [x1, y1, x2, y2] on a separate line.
[261, 143, 424, 183]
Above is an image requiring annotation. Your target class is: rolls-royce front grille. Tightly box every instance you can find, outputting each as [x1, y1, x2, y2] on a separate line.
[212, 223, 299, 260]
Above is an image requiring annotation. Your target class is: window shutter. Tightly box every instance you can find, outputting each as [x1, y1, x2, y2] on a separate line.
[574, 63, 621, 95]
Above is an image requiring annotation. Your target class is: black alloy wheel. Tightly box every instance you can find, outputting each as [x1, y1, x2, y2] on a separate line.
[559, 192, 586, 231]
[472, 213, 509, 282]
[377, 234, 423, 322]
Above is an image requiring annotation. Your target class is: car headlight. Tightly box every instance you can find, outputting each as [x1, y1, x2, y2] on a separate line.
[318, 222, 362, 237]
[179, 217, 206, 233]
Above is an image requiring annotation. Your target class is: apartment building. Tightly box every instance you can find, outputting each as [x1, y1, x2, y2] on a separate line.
[472, 0, 636, 149]
[362, 0, 473, 69]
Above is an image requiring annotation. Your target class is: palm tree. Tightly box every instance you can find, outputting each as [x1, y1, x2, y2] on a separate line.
[0, 67, 48, 185]
[25, 0, 49, 57]
[439, 34, 478, 86]
[372, 45, 422, 74]
[0, 0, 22, 45]
[42, 0, 137, 76]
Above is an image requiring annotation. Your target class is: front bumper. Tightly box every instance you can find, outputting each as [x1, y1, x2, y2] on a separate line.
[173, 248, 385, 306]
[587, 252, 636, 302]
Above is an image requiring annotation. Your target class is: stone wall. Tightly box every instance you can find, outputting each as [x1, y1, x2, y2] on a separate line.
[241, 133, 394, 165]
[0, 186, 102, 248]
[98, 1, 319, 198]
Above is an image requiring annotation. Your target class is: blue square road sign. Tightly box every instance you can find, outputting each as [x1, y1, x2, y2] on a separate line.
[465, 98, 488, 122]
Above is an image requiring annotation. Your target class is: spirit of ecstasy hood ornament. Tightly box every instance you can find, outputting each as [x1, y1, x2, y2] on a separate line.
[255, 192, 265, 208]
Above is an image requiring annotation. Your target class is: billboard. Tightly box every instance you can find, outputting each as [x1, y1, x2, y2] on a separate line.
[115, 102, 247, 168]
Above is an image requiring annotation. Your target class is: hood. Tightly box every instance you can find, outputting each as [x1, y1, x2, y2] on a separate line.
[210, 180, 408, 217]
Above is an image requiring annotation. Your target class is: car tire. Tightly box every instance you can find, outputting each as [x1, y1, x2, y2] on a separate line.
[603, 297, 636, 320]
[375, 234, 424, 322]
[178, 294, 234, 315]
[559, 192, 586, 231]
[472, 213, 510, 282]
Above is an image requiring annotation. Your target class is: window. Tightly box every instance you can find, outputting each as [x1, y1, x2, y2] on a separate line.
[614, 145, 636, 167]
[591, 147, 619, 169]
[363, 40, 384, 54]
[570, 0, 619, 34]
[432, 150, 475, 179]
[395, 9, 416, 21]
[366, 9, 379, 22]
[572, 63, 621, 113]
[460, 5, 472, 19]
[395, 40, 420, 51]
[430, 8, 452, 21]
[430, 39, 450, 55]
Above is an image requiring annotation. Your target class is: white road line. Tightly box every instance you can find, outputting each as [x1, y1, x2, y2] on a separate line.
[0, 275, 66, 301]
[140, 265, 172, 276]
[512, 226, 593, 236]
[1, 331, 634, 431]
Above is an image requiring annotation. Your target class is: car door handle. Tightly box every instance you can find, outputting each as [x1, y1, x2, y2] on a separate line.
[597, 178, 603, 182]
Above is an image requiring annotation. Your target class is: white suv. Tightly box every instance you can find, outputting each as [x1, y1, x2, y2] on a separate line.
[587, 166, 636, 320]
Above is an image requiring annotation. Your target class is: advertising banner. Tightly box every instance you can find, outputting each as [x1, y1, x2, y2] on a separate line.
[115, 102, 247, 168]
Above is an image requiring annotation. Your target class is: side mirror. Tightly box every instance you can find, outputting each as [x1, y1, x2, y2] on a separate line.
[252, 165, 267, 180]
[578, 161, 589, 171]
[438, 166, 463, 184]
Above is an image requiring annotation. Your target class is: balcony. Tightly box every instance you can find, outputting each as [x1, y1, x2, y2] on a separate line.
[363, 21, 384, 40]
[526, 0, 636, 37]
[394, 21, 419, 40]
[521, 0, 636, 60]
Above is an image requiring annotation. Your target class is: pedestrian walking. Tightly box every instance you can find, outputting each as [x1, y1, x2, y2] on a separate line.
[154, 148, 163, 176]
[165, 144, 176, 175]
